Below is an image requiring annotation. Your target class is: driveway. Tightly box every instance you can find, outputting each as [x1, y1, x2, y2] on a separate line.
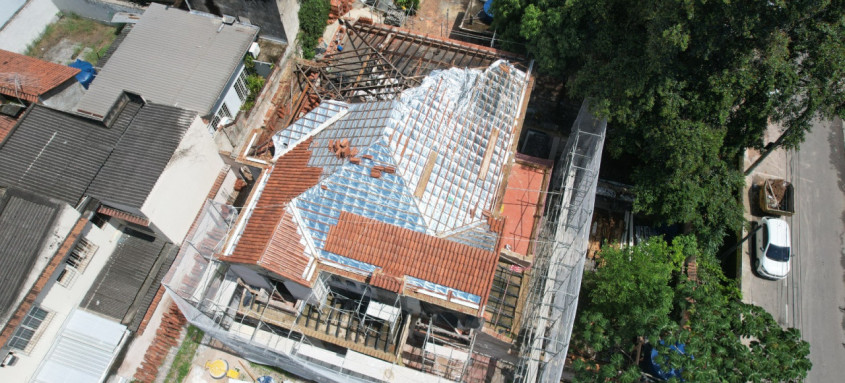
[740, 117, 845, 382]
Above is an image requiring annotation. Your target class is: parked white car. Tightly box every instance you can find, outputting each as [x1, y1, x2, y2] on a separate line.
[755, 217, 792, 279]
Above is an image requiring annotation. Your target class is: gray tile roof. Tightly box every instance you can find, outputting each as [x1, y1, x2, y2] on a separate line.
[81, 228, 177, 323]
[76, 3, 258, 118]
[0, 98, 197, 208]
[85, 103, 196, 208]
[0, 188, 59, 320]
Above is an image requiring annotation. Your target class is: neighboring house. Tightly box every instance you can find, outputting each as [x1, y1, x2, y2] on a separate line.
[165, 61, 550, 382]
[75, 3, 260, 134]
[0, 92, 235, 382]
[0, 49, 85, 140]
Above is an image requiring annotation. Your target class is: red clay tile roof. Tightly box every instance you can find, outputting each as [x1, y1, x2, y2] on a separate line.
[499, 154, 551, 256]
[227, 137, 321, 284]
[258, 209, 311, 285]
[368, 270, 404, 293]
[97, 206, 150, 226]
[0, 50, 80, 103]
[0, 114, 18, 143]
[324, 211, 502, 305]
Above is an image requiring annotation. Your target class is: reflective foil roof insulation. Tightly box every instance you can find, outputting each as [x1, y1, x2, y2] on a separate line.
[231, 61, 528, 307]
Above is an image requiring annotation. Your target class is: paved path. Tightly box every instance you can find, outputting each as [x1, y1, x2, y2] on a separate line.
[741, 117, 845, 382]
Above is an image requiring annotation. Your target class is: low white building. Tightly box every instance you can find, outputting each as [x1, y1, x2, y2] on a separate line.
[0, 92, 236, 382]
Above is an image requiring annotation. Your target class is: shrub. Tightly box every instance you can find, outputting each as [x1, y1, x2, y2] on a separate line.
[298, 0, 330, 59]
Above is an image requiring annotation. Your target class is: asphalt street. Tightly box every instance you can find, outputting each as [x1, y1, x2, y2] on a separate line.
[741, 117, 845, 382]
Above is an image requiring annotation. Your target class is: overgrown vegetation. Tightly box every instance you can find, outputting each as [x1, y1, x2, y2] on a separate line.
[164, 325, 204, 383]
[493, 0, 845, 251]
[571, 236, 811, 382]
[240, 54, 266, 111]
[25, 13, 117, 65]
[297, 0, 331, 59]
[394, 0, 420, 11]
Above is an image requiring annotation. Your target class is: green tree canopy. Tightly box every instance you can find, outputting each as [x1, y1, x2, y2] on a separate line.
[570, 236, 811, 382]
[493, 0, 845, 248]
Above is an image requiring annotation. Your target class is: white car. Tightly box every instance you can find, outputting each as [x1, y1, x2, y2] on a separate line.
[755, 217, 792, 280]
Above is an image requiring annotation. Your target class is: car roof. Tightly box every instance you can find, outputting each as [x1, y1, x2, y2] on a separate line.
[765, 218, 791, 247]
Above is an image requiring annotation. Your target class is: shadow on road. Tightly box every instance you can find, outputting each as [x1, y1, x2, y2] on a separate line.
[828, 118, 845, 332]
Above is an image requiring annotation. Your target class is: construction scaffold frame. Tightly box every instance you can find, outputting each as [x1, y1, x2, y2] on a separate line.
[166, 201, 480, 382]
[255, 21, 528, 156]
[514, 100, 607, 382]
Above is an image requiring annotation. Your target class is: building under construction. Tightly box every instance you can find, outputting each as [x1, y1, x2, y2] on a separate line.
[166, 20, 604, 383]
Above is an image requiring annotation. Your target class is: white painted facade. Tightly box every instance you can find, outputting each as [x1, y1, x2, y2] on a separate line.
[141, 115, 225, 245]
[1, 221, 123, 383]
[210, 62, 248, 133]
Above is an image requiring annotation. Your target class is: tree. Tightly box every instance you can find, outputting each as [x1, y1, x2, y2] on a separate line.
[493, 0, 845, 247]
[570, 236, 811, 382]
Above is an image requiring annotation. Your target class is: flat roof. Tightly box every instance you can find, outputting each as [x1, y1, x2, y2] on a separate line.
[75, 3, 258, 117]
[499, 154, 552, 256]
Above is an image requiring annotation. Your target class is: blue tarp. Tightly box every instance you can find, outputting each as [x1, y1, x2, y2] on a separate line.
[69, 59, 96, 89]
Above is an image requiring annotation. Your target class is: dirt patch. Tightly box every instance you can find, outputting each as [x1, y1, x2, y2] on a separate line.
[26, 13, 118, 65]
[403, 0, 468, 36]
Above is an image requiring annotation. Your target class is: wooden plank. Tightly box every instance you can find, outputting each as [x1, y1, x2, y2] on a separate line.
[478, 128, 499, 179]
[415, 151, 438, 198]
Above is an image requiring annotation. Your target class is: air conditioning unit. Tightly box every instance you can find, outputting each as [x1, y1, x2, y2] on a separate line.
[249, 42, 260, 58]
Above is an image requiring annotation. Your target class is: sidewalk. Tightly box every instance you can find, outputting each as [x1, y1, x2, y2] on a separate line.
[739, 123, 794, 323]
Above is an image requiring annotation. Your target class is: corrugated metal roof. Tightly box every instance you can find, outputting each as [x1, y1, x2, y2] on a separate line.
[0, 189, 59, 321]
[81, 229, 176, 322]
[0, 103, 139, 205]
[0, 100, 196, 208]
[75, 3, 258, 117]
[85, 104, 197, 208]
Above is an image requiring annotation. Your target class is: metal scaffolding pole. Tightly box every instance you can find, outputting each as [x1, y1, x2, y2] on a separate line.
[514, 100, 607, 382]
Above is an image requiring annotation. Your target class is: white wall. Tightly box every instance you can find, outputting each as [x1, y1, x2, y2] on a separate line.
[140, 116, 225, 244]
[50, 0, 142, 24]
[0, 0, 60, 54]
[3, 222, 122, 383]
[277, 0, 299, 50]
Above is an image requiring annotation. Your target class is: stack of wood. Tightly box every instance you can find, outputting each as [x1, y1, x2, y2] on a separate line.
[587, 211, 626, 260]
[329, 0, 353, 24]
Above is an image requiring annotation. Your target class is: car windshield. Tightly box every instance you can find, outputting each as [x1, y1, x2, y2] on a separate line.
[766, 244, 790, 262]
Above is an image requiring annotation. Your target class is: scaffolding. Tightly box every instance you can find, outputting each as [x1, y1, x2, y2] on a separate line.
[514, 101, 607, 382]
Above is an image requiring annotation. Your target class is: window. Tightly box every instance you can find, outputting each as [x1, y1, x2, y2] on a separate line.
[234, 72, 249, 102]
[220, 103, 232, 119]
[66, 238, 97, 273]
[8, 306, 53, 353]
[56, 265, 77, 287]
